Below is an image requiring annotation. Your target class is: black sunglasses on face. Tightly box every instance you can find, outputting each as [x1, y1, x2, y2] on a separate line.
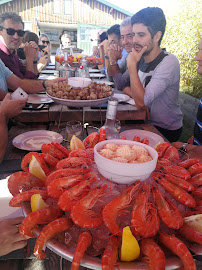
[1, 26, 25, 37]
[41, 40, 50, 44]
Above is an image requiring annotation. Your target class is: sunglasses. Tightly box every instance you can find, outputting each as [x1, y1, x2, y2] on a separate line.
[1, 26, 25, 37]
[41, 40, 50, 44]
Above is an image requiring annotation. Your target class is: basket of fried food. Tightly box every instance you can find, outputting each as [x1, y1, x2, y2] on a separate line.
[46, 81, 113, 107]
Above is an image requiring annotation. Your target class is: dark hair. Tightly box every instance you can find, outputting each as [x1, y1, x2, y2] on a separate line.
[99, 31, 107, 43]
[107, 24, 121, 39]
[131, 7, 166, 45]
[0, 12, 24, 28]
[24, 31, 39, 44]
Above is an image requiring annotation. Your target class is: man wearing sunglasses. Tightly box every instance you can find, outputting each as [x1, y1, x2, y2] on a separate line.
[0, 12, 39, 79]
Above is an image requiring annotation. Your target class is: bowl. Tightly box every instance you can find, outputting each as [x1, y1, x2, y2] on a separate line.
[68, 77, 91, 88]
[94, 139, 158, 184]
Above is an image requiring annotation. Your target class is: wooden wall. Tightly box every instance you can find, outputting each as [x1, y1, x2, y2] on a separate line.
[0, 0, 127, 26]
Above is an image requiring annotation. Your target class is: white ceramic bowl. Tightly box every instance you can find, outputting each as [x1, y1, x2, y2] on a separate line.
[94, 139, 158, 184]
[68, 77, 91, 88]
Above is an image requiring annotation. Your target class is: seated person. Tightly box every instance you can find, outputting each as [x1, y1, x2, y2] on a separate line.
[0, 12, 39, 79]
[173, 37, 202, 151]
[107, 17, 133, 88]
[123, 7, 183, 142]
[38, 33, 52, 65]
[56, 33, 71, 56]
[0, 58, 65, 100]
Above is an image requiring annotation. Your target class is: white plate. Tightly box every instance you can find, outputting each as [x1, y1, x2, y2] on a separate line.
[27, 94, 54, 104]
[89, 73, 105, 78]
[45, 65, 56, 70]
[89, 68, 101, 73]
[92, 79, 114, 86]
[12, 130, 63, 151]
[113, 93, 130, 103]
[119, 129, 164, 147]
[40, 70, 58, 74]
[38, 75, 58, 80]
[0, 178, 22, 220]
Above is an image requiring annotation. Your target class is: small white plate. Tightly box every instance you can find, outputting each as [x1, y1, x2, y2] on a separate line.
[45, 65, 56, 70]
[38, 75, 58, 80]
[113, 93, 130, 103]
[120, 129, 164, 148]
[89, 73, 105, 78]
[89, 68, 101, 73]
[12, 130, 63, 151]
[0, 178, 22, 220]
[27, 94, 54, 104]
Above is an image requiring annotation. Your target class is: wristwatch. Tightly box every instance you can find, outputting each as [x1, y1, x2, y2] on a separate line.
[179, 143, 188, 153]
[110, 60, 117, 66]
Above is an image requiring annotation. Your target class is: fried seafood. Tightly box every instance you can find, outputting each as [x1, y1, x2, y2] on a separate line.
[47, 81, 113, 100]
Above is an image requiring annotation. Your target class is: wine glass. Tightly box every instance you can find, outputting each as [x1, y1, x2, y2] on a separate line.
[65, 120, 82, 141]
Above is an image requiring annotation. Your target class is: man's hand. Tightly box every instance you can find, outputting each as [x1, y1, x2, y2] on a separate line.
[0, 93, 27, 120]
[107, 44, 122, 62]
[45, 77, 67, 88]
[0, 217, 28, 256]
[127, 46, 147, 69]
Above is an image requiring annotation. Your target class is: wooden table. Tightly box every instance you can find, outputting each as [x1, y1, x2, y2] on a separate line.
[1, 123, 202, 270]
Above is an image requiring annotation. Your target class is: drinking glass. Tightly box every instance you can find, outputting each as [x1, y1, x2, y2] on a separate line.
[115, 119, 121, 133]
[65, 120, 82, 141]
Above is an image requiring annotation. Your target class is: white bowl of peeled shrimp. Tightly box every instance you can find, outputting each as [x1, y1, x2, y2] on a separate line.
[94, 139, 158, 184]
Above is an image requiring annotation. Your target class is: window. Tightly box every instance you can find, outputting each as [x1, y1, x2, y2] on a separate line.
[53, 0, 60, 14]
[64, 0, 72, 15]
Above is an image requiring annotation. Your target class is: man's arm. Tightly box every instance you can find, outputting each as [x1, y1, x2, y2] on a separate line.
[23, 42, 39, 77]
[107, 44, 122, 77]
[6, 74, 66, 94]
[127, 47, 147, 109]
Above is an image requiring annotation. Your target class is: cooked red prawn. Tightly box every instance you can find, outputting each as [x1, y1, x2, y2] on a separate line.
[140, 238, 166, 270]
[19, 208, 62, 239]
[160, 165, 191, 180]
[178, 222, 202, 245]
[41, 153, 59, 168]
[102, 236, 119, 270]
[34, 217, 73, 260]
[151, 182, 183, 229]
[152, 172, 196, 208]
[178, 158, 200, 169]
[70, 184, 108, 228]
[131, 183, 160, 238]
[47, 173, 94, 198]
[45, 168, 92, 187]
[41, 143, 66, 160]
[188, 173, 202, 187]
[9, 189, 48, 207]
[102, 181, 141, 236]
[158, 232, 196, 270]
[21, 152, 51, 175]
[163, 173, 194, 192]
[188, 162, 202, 177]
[57, 174, 97, 211]
[51, 141, 70, 157]
[71, 231, 92, 270]
[163, 146, 179, 161]
[157, 142, 171, 158]
[56, 156, 93, 170]
[155, 158, 172, 170]
[8, 171, 45, 196]
[84, 132, 99, 149]
[192, 186, 202, 199]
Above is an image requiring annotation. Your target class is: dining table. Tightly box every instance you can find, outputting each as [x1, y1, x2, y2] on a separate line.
[1, 66, 202, 270]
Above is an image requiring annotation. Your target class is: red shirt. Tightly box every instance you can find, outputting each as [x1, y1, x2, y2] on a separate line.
[0, 40, 38, 79]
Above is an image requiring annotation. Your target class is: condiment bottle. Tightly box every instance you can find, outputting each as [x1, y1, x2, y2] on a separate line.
[101, 97, 120, 139]
[77, 55, 90, 78]
[59, 51, 75, 78]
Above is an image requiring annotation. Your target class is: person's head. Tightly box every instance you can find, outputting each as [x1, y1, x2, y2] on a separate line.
[120, 17, 133, 53]
[39, 33, 51, 47]
[196, 38, 202, 75]
[0, 12, 25, 52]
[60, 33, 71, 49]
[99, 31, 107, 43]
[131, 7, 166, 55]
[24, 31, 39, 44]
[107, 24, 121, 46]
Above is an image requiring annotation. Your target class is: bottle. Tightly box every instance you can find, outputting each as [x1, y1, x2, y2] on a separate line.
[59, 51, 75, 78]
[102, 97, 120, 140]
[77, 55, 90, 78]
[55, 44, 63, 71]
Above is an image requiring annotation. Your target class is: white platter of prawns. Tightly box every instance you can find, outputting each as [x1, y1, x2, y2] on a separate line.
[7, 129, 202, 270]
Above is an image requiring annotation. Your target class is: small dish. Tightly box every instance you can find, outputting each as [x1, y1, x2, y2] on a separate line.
[68, 77, 92, 88]
[27, 94, 54, 104]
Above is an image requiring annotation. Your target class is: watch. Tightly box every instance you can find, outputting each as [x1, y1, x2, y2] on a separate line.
[179, 143, 188, 153]
[110, 60, 117, 66]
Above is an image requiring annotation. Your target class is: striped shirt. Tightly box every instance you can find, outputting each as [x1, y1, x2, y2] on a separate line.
[193, 97, 202, 145]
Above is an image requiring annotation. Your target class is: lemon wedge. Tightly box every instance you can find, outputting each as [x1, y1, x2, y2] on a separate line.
[121, 226, 140, 262]
[31, 194, 48, 212]
[70, 135, 85, 151]
[184, 214, 202, 233]
[154, 141, 162, 151]
[29, 155, 46, 181]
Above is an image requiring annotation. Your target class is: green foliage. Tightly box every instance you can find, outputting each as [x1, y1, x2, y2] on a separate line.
[161, 0, 202, 98]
